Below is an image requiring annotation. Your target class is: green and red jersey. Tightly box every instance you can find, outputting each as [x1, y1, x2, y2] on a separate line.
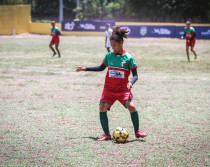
[184, 27, 195, 40]
[51, 27, 60, 36]
[102, 50, 137, 92]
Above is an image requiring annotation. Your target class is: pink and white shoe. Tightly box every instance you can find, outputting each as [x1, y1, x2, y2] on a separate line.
[135, 130, 147, 138]
[97, 133, 111, 141]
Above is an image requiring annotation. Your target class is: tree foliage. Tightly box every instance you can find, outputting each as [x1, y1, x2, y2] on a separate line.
[1, 0, 209, 23]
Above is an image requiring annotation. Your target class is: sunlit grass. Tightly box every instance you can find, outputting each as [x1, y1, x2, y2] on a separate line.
[0, 35, 209, 166]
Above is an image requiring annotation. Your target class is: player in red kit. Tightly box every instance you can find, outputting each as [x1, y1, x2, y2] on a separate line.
[49, 21, 61, 58]
[76, 27, 147, 141]
[181, 21, 197, 62]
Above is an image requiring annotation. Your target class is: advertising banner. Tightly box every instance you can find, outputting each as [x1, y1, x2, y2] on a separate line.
[120, 25, 210, 39]
[175, 26, 210, 39]
[120, 26, 176, 38]
[62, 21, 210, 39]
[62, 20, 115, 32]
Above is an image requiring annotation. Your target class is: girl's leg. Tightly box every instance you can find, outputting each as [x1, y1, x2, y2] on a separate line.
[186, 45, 190, 62]
[99, 103, 111, 137]
[125, 101, 147, 138]
[49, 42, 56, 56]
[55, 44, 61, 57]
[125, 101, 139, 133]
[190, 45, 197, 60]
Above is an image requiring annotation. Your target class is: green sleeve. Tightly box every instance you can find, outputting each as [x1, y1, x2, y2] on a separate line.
[55, 27, 59, 32]
[129, 57, 137, 70]
[184, 27, 187, 33]
[191, 27, 195, 33]
[103, 54, 109, 66]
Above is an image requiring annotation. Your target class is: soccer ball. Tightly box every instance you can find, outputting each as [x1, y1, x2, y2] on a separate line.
[113, 127, 129, 143]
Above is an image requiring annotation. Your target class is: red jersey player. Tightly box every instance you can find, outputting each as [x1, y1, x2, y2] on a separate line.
[76, 26, 147, 141]
[181, 21, 197, 62]
[49, 21, 61, 58]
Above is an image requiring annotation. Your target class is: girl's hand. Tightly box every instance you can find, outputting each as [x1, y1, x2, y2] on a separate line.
[127, 82, 133, 89]
[181, 36, 184, 39]
[76, 67, 86, 72]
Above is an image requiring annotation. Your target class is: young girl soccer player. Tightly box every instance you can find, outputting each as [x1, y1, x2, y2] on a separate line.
[49, 21, 61, 58]
[181, 21, 197, 62]
[76, 27, 147, 141]
[105, 24, 113, 53]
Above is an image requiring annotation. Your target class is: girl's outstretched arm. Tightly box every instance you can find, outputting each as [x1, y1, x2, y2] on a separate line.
[76, 64, 106, 72]
[76, 67, 86, 72]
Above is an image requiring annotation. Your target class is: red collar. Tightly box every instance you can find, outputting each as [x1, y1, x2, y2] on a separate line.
[114, 50, 126, 56]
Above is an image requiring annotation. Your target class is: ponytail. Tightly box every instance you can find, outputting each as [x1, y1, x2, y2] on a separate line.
[110, 26, 129, 43]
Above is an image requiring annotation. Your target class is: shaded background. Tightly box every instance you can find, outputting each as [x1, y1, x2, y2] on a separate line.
[1, 0, 210, 23]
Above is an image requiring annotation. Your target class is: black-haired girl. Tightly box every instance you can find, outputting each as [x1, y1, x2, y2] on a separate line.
[76, 27, 147, 141]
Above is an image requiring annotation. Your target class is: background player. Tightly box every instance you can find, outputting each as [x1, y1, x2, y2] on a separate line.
[181, 21, 197, 62]
[105, 24, 113, 53]
[76, 27, 147, 141]
[49, 21, 61, 58]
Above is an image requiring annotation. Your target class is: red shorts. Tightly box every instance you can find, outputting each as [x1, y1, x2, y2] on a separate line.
[100, 89, 134, 109]
[186, 38, 196, 46]
[51, 36, 60, 45]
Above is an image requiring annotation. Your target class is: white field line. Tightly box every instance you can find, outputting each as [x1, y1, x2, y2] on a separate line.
[0, 68, 210, 82]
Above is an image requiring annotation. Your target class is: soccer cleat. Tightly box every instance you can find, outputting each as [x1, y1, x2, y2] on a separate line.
[97, 133, 111, 141]
[135, 130, 147, 138]
[194, 54, 197, 60]
[52, 52, 57, 57]
[187, 58, 190, 62]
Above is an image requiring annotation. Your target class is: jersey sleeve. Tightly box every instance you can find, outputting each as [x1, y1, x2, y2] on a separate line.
[55, 27, 60, 32]
[184, 27, 187, 33]
[129, 57, 138, 70]
[191, 27, 195, 33]
[102, 53, 109, 66]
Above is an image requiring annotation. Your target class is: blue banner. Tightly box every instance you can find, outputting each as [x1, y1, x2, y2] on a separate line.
[62, 21, 210, 39]
[174, 26, 185, 38]
[175, 26, 210, 39]
[119, 25, 210, 39]
[62, 20, 115, 32]
[120, 26, 176, 38]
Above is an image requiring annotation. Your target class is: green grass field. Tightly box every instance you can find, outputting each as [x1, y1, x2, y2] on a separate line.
[0, 35, 210, 167]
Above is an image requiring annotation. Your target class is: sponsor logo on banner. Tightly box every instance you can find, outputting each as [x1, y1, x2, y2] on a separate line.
[109, 70, 124, 78]
[201, 29, 210, 35]
[79, 23, 96, 30]
[179, 31, 184, 35]
[64, 22, 75, 31]
[140, 26, 147, 36]
[152, 28, 171, 35]
[100, 26, 106, 31]
[62, 20, 115, 31]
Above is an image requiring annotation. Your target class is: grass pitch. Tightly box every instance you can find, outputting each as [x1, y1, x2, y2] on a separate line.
[0, 35, 210, 166]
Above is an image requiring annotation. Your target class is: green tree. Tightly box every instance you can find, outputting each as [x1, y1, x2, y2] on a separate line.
[75, 0, 126, 20]
[17, 0, 210, 23]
